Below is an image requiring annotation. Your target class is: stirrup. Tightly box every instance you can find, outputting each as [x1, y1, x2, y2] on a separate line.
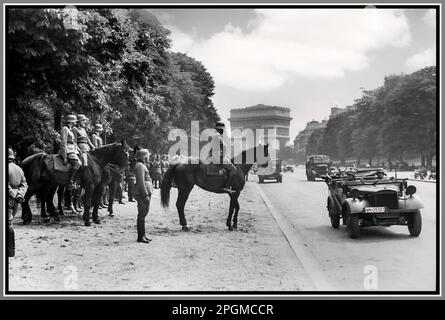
[222, 187, 236, 194]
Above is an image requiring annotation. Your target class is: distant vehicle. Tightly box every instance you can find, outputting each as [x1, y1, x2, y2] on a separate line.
[429, 167, 437, 180]
[258, 159, 282, 183]
[323, 175, 423, 239]
[283, 165, 294, 173]
[306, 154, 330, 181]
[414, 168, 427, 180]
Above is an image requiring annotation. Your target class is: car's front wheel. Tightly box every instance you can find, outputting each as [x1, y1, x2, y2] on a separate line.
[327, 198, 340, 229]
[408, 210, 422, 237]
[347, 214, 360, 239]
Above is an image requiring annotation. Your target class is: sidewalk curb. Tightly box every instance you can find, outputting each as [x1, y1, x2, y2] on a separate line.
[407, 179, 437, 184]
[254, 182, 334, 291]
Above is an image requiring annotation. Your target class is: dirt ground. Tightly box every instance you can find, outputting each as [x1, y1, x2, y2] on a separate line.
[8, 181, 314, 292]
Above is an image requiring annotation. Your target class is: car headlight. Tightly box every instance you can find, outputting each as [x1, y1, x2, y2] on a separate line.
[406, 185, 417, 196]
[349, 188, 360, 199]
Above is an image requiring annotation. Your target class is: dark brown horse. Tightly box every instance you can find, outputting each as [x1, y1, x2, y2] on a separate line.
[20, 141, 129, 226]
[160, 144, 269, 231]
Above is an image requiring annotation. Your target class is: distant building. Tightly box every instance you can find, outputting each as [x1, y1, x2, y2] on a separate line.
[228, 104, 292, 150]
[293, 120, 327, 162]
[293, 106, 348, 162]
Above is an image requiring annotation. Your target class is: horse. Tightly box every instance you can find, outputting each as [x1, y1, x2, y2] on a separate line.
[20, 141, 129, 226]
[160, 144, 270, 231]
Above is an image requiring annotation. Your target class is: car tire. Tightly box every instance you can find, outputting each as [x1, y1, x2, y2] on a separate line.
[327, 198, 340, 229]
[259, 178, 264, 183]
[408, 210, 422, 237]
[346, 214, 360, 239]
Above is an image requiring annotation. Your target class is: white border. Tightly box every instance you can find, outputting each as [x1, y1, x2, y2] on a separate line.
[2, 2, 442, 298]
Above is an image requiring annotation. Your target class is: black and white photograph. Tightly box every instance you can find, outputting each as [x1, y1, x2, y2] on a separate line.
[2, 2, 441, 299]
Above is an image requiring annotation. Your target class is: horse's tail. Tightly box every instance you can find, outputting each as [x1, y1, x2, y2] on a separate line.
[160, 164, 175, 208]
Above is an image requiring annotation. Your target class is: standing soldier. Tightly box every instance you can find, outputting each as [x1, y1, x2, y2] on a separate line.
[133, 148, 153, 243]
[125, 160, 136, 202]
[60, 114, 81, 191]
[152, 154, 162, 189]
[8, 147, 28, 257]
[90, 123, 103, 148]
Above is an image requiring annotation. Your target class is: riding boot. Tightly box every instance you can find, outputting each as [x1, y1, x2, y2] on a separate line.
[68, 167, 78, 190]
[137, 218, 150, 243]
[72, 189, 82, 213]
[8, 225, 15, 257]
[222, 171, 236, 194]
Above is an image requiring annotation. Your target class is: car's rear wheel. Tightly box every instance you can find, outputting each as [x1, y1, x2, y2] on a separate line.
[328, 198, 340, 229]
[408, 210, 422, 237]
[259, 177, 264, 183]
[347, 214, 360, 239]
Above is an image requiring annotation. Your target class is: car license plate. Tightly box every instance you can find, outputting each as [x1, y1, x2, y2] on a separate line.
[365, 207, 387, 213]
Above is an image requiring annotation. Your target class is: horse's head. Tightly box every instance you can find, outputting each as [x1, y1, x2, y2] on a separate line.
[109, 140, 130, 168]
[255, 144, 270, 168]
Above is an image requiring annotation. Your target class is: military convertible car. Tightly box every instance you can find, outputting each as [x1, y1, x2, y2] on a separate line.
[323, 172, 423, 239]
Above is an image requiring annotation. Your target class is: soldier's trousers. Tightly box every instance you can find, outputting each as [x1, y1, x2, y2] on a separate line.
[8, 202, 15, 257]
[127, 180, 135, 201]
[134, 195, 150, 239]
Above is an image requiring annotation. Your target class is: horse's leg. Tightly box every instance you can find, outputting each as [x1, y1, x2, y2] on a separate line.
[108, 180, 116, 216]
[91, 184, 104, 222]
[226, 195, 235, 231]
[57, 186, 65, 216]
[37, 188, 48, 218]
[47, 185, 60, 222]
[22, 187, 35, 225]
[232, 192, 241, 230]
[47, 185, 58, 215]
[176, 184, 194, 231]
[64, 187, 71, 210]
[82, 182, 95, 226]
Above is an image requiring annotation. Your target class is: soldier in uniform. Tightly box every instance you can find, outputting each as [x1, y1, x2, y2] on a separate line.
[125, 160, 136, 202]
[212, 121, 237, 194]
[90, 123, 103, 148]
[73, 114, 95, 165]
[134, 148, 154, 243]
[72, 114, 95, 211]
[8, 147, 28, 257]
[60, 114, 81, 190]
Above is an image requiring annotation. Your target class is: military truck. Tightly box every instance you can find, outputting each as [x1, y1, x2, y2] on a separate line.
[306, 154, 330, 181]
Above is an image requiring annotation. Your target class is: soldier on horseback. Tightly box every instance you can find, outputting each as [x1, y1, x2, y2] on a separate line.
[212, 121, 237, 194]
[90, 123, 103, 148]
[73, 114, 95, 165]
[59, 114, 81, 189]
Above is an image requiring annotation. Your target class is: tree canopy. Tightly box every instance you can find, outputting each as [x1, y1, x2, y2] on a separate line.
[305, 66, 436, 167]
[7, 8, 219, 157]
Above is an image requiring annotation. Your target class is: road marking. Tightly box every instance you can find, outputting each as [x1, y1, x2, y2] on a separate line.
[254, 183, 334, 291]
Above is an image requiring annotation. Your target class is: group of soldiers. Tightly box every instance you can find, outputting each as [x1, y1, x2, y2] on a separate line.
[7, 113, 173, 256]
[8, 118, 239, 256]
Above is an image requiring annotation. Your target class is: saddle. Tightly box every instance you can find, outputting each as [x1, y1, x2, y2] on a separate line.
[51, 155, 73, 173]
[206, 164, 226, 176]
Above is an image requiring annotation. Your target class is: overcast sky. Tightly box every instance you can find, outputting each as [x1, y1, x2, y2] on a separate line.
[148, 8, 437, 143]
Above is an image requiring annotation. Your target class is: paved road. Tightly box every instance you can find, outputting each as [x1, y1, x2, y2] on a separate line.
[255, 167, 438, 291]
